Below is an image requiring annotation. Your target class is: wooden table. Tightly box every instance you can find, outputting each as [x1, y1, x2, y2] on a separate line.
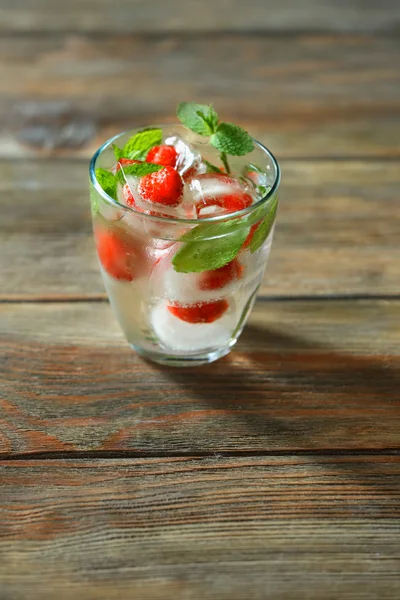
[1, 1, 399, 598]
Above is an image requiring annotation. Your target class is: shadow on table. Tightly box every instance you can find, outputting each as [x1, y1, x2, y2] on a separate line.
[160, 320, 399, 490]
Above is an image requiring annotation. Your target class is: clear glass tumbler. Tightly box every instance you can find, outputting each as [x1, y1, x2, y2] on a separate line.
[89, 125, 280, 366]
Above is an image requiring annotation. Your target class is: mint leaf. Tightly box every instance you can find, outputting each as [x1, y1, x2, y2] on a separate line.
[95, 168, 117, 200]
[121, 128, 162, 160]
[204, 159, 223, 174]
[116, 162, 163, 184]
[177, 102, 219, 136]
[249, 195, 278, 254]
[112, 144, 124, 160]
[198, 104, 218, 134]
[211, 122, 254, 156]
[257, 185, 269, 197]
[173, 221, 249, 273]
[180, 219, 245, 243]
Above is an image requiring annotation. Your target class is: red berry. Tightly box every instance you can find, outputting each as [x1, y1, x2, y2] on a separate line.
[122, 183, 138, 207]
[220, 192, 253, 212]
[116, 158, 141, 171]
[146, 145, 178, 168]
[167, 299, 229, 324]
[139, 166, 183, 207]
[199, 258, 243, 291]
[95, 225, 147, 281]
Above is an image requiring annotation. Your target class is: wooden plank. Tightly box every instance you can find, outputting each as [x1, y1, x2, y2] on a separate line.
[1, 300, 399, 456]
[1, 456, 399, 599]
[1, 159, 399, 299]
[0, 34, 399, 159]
[1, 0, 400, 33]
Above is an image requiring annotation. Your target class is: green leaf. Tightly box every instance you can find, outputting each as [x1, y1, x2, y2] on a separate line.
[211, 122, 254, 156]
[121, 128, 162, 160]
[198, 104, 218, 134]
[257, 185, 269, 197]
[172, 221, 249, 273]
[177, 102, 219, 136]
[249, 195, 278, 254]
[180, 219, 244, 243]
[116, 162, 163, 184]
[204, 159, 223, 174]
[95, 168, 117, 200]
[112, 144, 124, 160]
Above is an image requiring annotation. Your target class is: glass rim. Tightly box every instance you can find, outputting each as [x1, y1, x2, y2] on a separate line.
[89, 125, 281, 225]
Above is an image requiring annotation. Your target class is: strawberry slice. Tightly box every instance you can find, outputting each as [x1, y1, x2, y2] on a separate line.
[167, 299, 229, 324]
[139, 165, 183, 207]
[116, 158, 141, 171]
[199, 258, 243, 291]
[95, 225, 147, 281]
[146, 145, 178, 168]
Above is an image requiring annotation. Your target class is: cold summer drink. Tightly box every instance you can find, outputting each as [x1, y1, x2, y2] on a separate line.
[89, 102, 280, 365]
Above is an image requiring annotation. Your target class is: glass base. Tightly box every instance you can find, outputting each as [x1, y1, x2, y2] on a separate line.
[130, 342, 235, 367]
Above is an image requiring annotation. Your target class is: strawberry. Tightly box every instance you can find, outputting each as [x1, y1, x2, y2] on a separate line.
[167, 299, 229, 324]
[199, 258, 243, 291]
[95, 225, 147, 281]
[220, 192, 253, 212]
[122, 183, 138, 208]
[139, 165, 183, 207]
[146, 145, 178, 168]
[116, 158, 141, 171]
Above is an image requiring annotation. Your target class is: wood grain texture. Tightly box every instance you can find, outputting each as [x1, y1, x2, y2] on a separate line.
[1, 456, 399, 599]
[1, 0, 400, 33]
[0, 34, 399, 158]
[1, 300, 399, 456]
[1, 158, 399, 299]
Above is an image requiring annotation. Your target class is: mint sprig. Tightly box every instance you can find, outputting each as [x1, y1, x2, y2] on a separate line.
[210, 122, 254, 157]
[113, 127, 162, 161]
[116, 162, 163, 184]
[112, 144, 124, 160]
[177, 103, 218, 136]
[95, 168, 117, 200]
[249, 195, 278, 254]
[172, 220, 250, 273]
[177, 102, 254, 173]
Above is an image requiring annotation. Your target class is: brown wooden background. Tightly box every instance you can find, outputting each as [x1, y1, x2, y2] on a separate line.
[1, 1, 399, 598]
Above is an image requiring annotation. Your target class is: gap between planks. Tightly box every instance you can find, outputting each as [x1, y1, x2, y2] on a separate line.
[2, 30, 400, 40]
[2, 448, 400, 462]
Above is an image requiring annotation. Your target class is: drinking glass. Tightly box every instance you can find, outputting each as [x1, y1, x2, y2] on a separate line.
[89, 125, 280, 366]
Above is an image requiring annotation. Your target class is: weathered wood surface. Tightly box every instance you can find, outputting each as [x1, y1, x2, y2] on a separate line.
[1, 456, 399, 600]
[1, 159, 399, 300]
[1, 0, 400, 33]
[1, 300, 399, 456]
[0, 35, 399, 159]
[1, 3, 400, 596]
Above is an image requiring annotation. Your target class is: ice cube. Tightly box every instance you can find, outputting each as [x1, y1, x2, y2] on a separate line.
[150, 248, 243, 303]
[190, 173, 255, 213]
[165, 135, 206, 180]
[151, 299, 236, 352]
